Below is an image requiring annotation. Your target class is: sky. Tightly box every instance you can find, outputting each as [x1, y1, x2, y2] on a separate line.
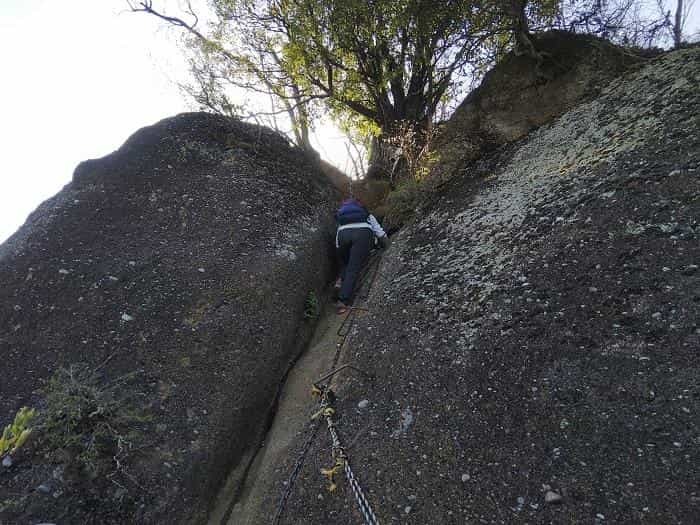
[0, 0, 351, 244]
[0, 1, 698, 244]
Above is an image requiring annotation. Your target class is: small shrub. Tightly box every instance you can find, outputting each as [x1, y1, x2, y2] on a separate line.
[304, 291, 320, 320]
[383, 178, 423, 230]
[387, 120, 438, 183]
[0, 496, 27, 514]
[38, 363, 149, 481]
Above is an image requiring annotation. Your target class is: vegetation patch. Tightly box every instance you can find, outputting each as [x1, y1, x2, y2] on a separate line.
[36, 363, 149, 483]
[382, 179, 425, 230]
[304, 291, 320, 320]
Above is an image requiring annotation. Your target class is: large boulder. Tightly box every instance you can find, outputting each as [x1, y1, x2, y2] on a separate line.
[433, 31, 651, 182]
[0, 113, 338, 523]
[278, 48, 699, 523]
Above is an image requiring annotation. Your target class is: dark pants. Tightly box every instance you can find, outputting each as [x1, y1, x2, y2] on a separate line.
[337, 228, 373, 304]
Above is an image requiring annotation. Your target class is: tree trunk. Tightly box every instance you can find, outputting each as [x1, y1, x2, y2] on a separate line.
[366, 134, 398, 180]
[674, 0, 683, 47]
[366, 119, 431, 182]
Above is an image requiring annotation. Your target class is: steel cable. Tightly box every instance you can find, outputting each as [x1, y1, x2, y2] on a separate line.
[273, 249, 383, 524]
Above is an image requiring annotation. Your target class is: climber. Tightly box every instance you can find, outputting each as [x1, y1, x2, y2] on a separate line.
[334, 197, 389, 314]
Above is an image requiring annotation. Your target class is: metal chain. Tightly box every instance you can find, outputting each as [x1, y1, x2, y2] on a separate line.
[273, 251, 383, 524]
[271, 418, 322, 525]
[337, 250, 382, 338]
[272, 332, 346, 524]
[356, 250, 382, 300]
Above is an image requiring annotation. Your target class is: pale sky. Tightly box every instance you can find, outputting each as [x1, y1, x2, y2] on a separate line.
[0, 1, 698, 244]
[0, 0, 351, 244]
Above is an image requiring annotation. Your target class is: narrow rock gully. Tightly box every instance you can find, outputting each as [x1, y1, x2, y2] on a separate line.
[209, 254, 382, 525]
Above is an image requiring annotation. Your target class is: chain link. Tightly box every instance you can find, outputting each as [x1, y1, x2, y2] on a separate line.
[272, 251, 383, 524]
[272, 379, 342, 524]
[337, 251, 382, 338]
[271, 418, 321, 525]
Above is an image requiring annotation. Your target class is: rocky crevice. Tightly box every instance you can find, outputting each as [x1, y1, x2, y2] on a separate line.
[0, 113, 340, 524]
[273, 46, 700, 525]
[208, 295, 350, 524]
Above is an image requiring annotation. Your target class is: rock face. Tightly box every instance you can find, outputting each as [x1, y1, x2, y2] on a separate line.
[276, 48, 699, 523]
[434, 31, 650, 182]
[0, 113, 338, 523]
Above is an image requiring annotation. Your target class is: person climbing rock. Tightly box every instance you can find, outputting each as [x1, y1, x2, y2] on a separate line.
[334, 198, 389, 314]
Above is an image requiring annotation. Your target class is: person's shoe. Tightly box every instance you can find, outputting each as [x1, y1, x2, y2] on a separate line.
[335, 300, 349, 315]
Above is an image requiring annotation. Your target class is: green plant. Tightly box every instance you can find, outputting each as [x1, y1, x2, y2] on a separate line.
[387, 120, 439, 183]
[39, 363, 149, 481]
[304, 291, 320, 320]
[0, 407, 36, 457]
[383, 178, 424, 230]
[0, 496, 27, 514]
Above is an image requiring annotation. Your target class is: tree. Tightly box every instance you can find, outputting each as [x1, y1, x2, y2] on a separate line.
[128, 0, 320, 153]
[657, 0, 697, 47]
[673, 0, 683, 45]
[554, 1, 672, 47]
[130, 0, 528, 178]
[130, 1, 676, 180]
[272, 0, 511, 177]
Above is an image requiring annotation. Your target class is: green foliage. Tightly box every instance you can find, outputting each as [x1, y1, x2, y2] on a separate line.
[278, 0, 503, 127]
[0, 496, 27, 514]
[135, 1, 674, 173]
[304, 291, 320, 320]
[134, 0, 530, 152]
[383, 178, 424, 230]
[0, 407, 36, 457]
[387, 120, 439, 182]
[38, 363, 149, 479]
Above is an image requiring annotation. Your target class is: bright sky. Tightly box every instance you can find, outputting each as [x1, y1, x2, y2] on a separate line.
[0, 0, 351, 244]
[0, 1, 698, 244]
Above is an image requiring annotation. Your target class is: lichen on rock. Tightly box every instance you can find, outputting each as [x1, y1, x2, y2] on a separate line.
[276, 46, 699, 525]
[0, 112, 339, 523]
